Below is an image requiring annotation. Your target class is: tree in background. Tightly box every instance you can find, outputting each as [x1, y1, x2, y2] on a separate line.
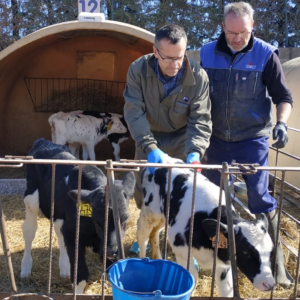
[0, 0, 299, 51]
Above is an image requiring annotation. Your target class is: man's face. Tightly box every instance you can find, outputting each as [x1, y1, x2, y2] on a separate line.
[223, 13, 254, 52]
[153, 38, 187, 77]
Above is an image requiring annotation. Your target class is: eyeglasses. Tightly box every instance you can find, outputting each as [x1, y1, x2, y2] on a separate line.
[225, 30, 252, 38]
[155, 48, 186, 64]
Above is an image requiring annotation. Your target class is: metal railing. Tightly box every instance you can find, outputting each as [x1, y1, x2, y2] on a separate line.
[24, 77, 126, 113]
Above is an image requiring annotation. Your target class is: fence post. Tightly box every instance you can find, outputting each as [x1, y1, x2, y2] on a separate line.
[0, 199, 17, 293]
[106, 159, 124, 259]
[221, 162, 240, 299]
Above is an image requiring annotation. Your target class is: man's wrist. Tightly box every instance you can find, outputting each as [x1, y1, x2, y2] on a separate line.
[276, 121, 288, 130]
[144, 144, 158, 155]
[188, 150, 202, 160]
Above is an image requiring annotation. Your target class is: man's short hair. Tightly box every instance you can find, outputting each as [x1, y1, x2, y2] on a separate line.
[224, 2, 254, 21]
[154, 24, 187, 49]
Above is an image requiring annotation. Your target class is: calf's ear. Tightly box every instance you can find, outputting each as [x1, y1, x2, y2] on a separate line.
[202, 219, 228, 238]
[258, 213, 268, 228]
[68, 189, 93, 204]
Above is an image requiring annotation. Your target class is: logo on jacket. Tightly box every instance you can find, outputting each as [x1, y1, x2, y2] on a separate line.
[246, 62, 256, 69]
[182, 96, 189, 102]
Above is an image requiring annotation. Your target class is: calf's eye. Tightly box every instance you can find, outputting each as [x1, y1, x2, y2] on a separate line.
[260, 225, 266, 233]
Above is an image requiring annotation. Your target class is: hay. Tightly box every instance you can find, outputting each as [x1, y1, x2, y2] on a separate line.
[35, 84, 125, 114]
[0, 166, 26, 179]
[1, 190, 300, 297]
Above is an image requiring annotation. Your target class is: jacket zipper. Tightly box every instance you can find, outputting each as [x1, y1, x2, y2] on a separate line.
[158, 102, 161, 132]
[253, 72, 258, 93]
[226, 54, 240, 140]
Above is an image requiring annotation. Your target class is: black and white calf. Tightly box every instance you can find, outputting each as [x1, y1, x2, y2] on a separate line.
[137, 159, 276, 297]
[49, 110, 130, 161]
[49, 111, 128, 161]
[71, 111, 131, 161]
[21, 139, 135, 293]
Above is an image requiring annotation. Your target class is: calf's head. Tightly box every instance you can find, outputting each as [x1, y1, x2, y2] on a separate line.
[203, 214, 276, 292]
[68, 171, 135, 258]
[105, 116, 128, 135]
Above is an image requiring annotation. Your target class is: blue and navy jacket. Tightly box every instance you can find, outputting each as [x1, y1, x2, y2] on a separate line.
[201, 33, 278, 142]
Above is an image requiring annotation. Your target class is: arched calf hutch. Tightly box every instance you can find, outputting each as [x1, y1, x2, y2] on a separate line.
[0, 21, 154, 159]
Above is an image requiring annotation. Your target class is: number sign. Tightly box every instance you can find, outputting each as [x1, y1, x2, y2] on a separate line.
[78, 0, 100, 14]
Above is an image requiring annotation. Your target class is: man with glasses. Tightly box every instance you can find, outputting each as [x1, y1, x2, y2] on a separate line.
[200, 1, 293, 288]
[124, 24, 212, 209]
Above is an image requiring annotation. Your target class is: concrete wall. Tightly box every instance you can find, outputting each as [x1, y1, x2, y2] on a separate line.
[278, 48, 300, 64]
[269, 58, 300, 189]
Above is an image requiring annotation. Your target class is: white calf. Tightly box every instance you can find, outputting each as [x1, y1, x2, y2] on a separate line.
[64, 111, 130, 161]
[49, 111, 127, 160]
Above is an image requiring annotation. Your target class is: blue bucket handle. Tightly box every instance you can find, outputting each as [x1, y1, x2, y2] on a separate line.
[101, 258, 163, 298]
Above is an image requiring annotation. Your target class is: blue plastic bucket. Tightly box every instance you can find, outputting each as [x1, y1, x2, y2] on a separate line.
[108, 257, 195, 300]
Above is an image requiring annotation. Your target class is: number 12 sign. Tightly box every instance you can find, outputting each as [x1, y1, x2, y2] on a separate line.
[78, 0, 100, 14]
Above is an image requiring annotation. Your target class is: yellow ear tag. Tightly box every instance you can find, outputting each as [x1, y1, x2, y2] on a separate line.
[77, 203, 92, 217]
[209, 232, 228, 249]
[107, 121, 112, 131]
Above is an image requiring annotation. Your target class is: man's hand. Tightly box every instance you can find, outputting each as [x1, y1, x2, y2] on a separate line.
[186, 152, 200, 163]
[191, 161, 202, 173]
[187, 152, 202, 172]
[147, 149, 166, 174]
[272, 121, 288, 149]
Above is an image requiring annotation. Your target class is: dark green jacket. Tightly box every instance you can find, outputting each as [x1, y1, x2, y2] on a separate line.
[123, 54, 212, 159]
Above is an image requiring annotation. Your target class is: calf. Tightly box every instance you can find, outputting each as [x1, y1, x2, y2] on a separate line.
[137, 159, 275, 297]
[67, 111, 131, 161]
[48, 111, 127, 161]
[21, 138, 135, 293]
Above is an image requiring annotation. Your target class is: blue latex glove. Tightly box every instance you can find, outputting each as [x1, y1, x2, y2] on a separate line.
[272, 121, 288, 149]
[147, 149, 165, 174]
[186, 152, 200, 163]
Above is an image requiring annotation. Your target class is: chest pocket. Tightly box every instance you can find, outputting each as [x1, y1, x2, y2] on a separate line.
[169, 101, 188, 129]
[233, 71, 259, 100]
[207, 69, 227, 96]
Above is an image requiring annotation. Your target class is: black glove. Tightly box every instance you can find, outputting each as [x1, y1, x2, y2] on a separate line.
[272, 121, 288, 149]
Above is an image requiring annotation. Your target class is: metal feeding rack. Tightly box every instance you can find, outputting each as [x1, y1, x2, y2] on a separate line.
[24, 77, 126, 113]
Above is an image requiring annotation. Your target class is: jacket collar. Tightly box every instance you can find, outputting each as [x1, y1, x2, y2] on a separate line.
[146, 54, 195, 86]
[215, 32, 255, 60]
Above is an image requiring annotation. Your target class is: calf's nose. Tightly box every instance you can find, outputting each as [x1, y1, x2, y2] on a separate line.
[107, 246, 118, 259]
[263, 281, 276, 291]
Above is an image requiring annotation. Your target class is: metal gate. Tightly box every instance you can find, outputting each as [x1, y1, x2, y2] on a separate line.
[1, 157, 300, 300]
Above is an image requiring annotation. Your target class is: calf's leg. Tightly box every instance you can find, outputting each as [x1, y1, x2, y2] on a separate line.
[266, 210, 294, 288]
[86, 142, 96, 161]
[137, 210, 160, 258]
[68, 143, 80, 159]
[67, 243, 88, 294]
[21, 189, 39, 278]
[111, 142, 121, 161]
[82, 145, 89, 160]
[172, 247, 199, 285]
[149, 221, 164, 259]
[62, 225, 89, 294]
[54, 219, 70, 278]
[82, 144, 95, 161]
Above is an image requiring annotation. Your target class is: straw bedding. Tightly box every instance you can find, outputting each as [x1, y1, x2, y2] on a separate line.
[0, 184, 300, 297]
[35, 87, 125, 114]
